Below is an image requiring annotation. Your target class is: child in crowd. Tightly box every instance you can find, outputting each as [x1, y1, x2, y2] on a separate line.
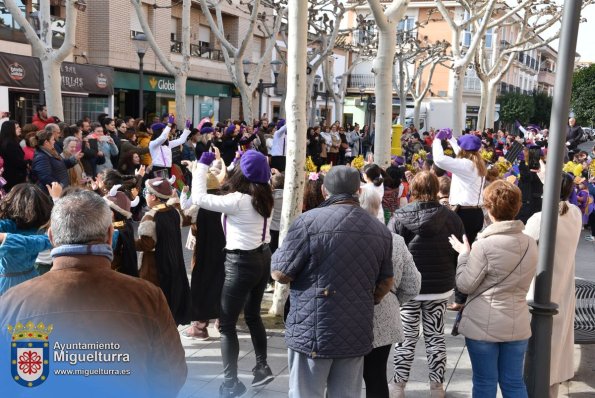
[136, 177, 191, 325]
[0, 183, 58, 294]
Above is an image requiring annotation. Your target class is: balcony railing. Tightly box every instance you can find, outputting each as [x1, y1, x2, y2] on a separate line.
[538, 69, 555, 86]
[170, 41, 225, 62]
[347, 73, 375, 89]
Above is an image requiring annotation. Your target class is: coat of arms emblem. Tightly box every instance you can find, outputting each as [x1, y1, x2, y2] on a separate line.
[7, 321, 52, 387]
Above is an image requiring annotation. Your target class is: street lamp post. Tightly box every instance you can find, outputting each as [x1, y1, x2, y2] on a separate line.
[359, 84, 367, 127]
[312, 75, 330, 126]
[243, 60, 283, 120]
[133, 33, 149, 119]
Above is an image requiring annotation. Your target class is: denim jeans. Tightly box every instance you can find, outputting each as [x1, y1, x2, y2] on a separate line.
[220, 246, 271, 382]
[465, 338, 528, 398]
[288, 349, 364, 398]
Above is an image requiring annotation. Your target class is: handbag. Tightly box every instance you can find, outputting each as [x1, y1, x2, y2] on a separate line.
[451, 242, 530, 336]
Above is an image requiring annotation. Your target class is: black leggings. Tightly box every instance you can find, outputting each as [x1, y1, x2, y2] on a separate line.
[454, 207, 484, 304]
[220, 247, 271, 382]
[363, 344, 392, 398]
[589, 211, 595, 236]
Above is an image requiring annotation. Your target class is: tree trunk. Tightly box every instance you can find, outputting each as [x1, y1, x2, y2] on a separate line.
[484, 82, 498, 130]
[373, 29, 397, 168]
[335, 98, 344, 124]
[452, 67, 465, 136]
[477, 78, 489, 132]
[42, 57, 64, 120]
[174, 74, 188, 123]
[413, 98, 422, 129]
[270, 0, 308, 316]
[398, 58, 407, 126]
[240, 90, 254, 125]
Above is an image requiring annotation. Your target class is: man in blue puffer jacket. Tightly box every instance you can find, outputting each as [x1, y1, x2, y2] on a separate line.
[272, 165, 393, 398]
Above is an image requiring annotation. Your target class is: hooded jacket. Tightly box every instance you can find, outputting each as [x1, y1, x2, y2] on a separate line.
[388, 201, 465, 294]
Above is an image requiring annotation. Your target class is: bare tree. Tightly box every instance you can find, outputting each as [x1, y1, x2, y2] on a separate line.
[367, 0, 410, 168]
[198, 0, 283, 123]
[131, 0, 191, 122]
[474, 1, 592, 130]
[435, 0, 499, 135]
[3, 0, 81, 119]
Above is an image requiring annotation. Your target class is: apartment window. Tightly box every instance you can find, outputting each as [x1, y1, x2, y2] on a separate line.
[252, 37, 264, 62]
[486, 28, 493, 48]
[397, 17, 416, 43]
[130, 4, 149, 37]
[198, 25, 210, 48]
[171, 17, 180, 41]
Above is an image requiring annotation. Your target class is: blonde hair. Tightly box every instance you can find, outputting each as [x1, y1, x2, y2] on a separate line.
[458, 149, 488, 177]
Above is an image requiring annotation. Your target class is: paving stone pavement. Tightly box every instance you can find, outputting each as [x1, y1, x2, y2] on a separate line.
[176, 227, 595, 398]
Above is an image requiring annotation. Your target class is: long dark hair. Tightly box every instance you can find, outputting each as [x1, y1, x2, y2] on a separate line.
[222, 168, 273, 218]
[0, 120, 18, 149]
[0, 183, 52, 230]
[363, 164, 384, 187]
[560, 173, 575, 216]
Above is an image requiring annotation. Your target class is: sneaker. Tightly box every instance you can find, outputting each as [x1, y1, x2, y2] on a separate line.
[181, 325, 209, 341]
[585, 235, 595, 242]
[219, 380, 247, 398]
[264, 283, 275, 293]
[251, 364, 274, 387]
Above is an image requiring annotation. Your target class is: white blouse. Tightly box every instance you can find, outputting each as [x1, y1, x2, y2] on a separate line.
[432, 138, 484, 207]
[191, 164, 271, 250]
[149, 125, 191, 168]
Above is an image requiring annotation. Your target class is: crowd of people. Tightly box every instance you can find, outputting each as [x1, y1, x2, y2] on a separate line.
[0, 106, 587, 398]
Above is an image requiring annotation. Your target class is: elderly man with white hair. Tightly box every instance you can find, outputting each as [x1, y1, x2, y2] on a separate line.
[0, 190, 187, 397]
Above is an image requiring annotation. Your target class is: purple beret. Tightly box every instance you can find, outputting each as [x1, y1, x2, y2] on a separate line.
[457, 134, 481, 152]
[200, 126, 214, 135]
[225, 125, 236, 135]
[276, 119, 286, 129]
[150, 123, 166, 132]
[240, 150, 271, 184]
[392, 155, 405, 165]
[202, 122, 213, 129]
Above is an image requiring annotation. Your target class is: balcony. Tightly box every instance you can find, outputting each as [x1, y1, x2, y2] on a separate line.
[347, 73, 375, 90]
[170, 41, 224, 62]
[538, 69, 555, 87]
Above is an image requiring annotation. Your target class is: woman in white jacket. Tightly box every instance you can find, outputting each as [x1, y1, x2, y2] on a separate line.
[524, 173, 582, 398]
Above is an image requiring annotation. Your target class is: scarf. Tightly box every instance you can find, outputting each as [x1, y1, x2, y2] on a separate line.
[51, 243, 114, 262]
[318, 193, 360, 208]
[40, 146, 61, 160]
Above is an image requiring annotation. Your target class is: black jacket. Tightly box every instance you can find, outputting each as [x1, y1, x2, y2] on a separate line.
[567, 125, 583, 149]
[388, 201, 465, 294]
[0, 141, 27, 191]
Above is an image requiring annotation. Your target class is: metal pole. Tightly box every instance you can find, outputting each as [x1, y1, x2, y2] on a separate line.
[258, 79, 264, 121]
[138, 52, 145, 119]
[524, 2, 582, 397]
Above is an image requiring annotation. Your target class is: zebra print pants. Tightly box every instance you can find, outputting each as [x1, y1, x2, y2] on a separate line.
[393, 299, 447, 383]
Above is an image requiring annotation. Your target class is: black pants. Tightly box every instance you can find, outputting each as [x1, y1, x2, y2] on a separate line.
[220, 246, 271, 382]
[454, 207, 484, 304]
[363, 344, 392, 398]
[589, 211, 595, 236]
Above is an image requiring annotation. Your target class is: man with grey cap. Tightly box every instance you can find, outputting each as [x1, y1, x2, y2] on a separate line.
[271, 165, 394, 397]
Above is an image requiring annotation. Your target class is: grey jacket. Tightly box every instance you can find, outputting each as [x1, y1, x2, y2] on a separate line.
[372, 233, 421, 348]
[272, 201, 393, 358]
[456, 220, 538, 342]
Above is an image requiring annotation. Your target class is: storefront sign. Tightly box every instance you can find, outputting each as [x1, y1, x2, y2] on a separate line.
[114, 71, 232, 97]
[60, 62, 114, 95]
[0, 53, 41, 89]
[0, 52, 113, 95]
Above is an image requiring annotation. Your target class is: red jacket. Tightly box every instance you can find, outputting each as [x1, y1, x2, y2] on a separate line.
[31, 114, 56, 131]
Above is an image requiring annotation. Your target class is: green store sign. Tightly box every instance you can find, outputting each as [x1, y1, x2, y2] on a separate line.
[114, 71, 231, 97]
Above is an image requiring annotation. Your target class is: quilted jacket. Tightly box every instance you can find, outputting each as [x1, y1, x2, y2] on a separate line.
[271, 202, 393, 359]
[388, 201, 464, 294]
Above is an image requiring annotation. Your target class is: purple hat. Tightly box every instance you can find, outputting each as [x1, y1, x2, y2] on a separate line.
[392, 155, 405, 166]
[202, 122, 213, 129]
[225, 125, 236, 135]
[457, 134, 481, 151]
[150, 122, 166, 132]
[276, 119, 286, 129]
[200, 126, 214, 135]
[240, 150, 271, 184]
